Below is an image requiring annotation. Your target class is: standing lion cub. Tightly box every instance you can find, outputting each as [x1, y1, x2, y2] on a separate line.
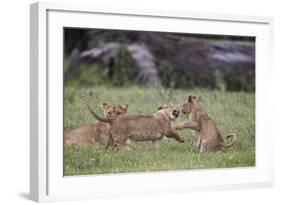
[174, 95, 237, 152]
[64, 102, 128, 146]
[81, 97, 185, 150]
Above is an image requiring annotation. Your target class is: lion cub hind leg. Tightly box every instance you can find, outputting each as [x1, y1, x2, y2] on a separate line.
[197, 137, 202, 151]
[152, 139, 162, 152]
[112, 135, 128, 150]
[199, 140, 222, 152]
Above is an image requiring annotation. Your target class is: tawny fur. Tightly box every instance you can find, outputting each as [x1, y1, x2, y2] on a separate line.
[64, 103, 128, 146]
[83, 101, 185, 150]
[174, 95, 237, 152]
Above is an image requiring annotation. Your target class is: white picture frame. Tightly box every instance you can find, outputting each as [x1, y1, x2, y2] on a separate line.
[30, 1, 274, 202]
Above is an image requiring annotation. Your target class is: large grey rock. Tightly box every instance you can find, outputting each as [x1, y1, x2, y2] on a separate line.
[70, 42, 160, 85]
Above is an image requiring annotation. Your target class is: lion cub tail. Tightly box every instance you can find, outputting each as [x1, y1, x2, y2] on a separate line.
[223, 133, 237, 148]
[80, 95, 112, 123]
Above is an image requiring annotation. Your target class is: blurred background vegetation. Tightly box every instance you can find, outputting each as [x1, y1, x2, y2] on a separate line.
[64, 28, 255, 92]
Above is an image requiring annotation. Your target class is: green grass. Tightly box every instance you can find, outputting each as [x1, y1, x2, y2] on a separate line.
[64, 85, 255, 176]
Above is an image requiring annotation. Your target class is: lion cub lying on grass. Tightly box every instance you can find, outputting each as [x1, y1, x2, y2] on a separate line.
[174, 95, 237, 152]
[64, 102, 128, 146]
[82, 97, 185, 150]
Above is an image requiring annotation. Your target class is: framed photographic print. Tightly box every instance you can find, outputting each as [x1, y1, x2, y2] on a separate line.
[30, 2, 274, 202]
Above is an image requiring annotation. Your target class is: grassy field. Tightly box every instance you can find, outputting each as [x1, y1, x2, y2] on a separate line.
[64, 85, 255, 176]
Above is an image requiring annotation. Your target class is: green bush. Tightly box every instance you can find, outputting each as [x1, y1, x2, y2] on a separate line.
[158, 61, 176, 88]
[158, 61, 216, 89]
[65, 45, 137, 87]
[65, 63, 110, 86]
[110, 45, 137, 86]
[214, 69, 226, 92]
[64, 53, 254, 92]
[224, 73, 255, 92]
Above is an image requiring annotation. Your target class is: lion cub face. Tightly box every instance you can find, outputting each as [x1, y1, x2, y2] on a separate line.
[181, 96, 196, 114]
[101, 103, 129, 118]
[157, 104, 180, 121]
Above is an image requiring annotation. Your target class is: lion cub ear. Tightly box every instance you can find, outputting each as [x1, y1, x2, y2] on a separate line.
[158, 104, 167, 110]
[100, 102, 109, 110]
[187, 95, 196, 102]
[121, 104, 129, 111]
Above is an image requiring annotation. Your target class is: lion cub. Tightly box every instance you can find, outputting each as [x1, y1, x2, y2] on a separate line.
[174, 95, 237, 152]
[82, 98, 185, 150]
[64, 102, 128, 146]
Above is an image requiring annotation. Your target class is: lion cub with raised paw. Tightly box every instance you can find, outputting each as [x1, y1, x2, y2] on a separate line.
[82, 98, 185, 150]
[174, 95, 237, 152]
[64, 102, 128, 146]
